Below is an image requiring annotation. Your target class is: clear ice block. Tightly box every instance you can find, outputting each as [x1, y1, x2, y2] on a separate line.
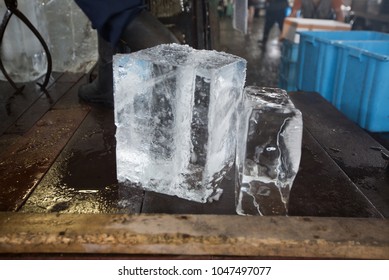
[113, 44, 246, 203]
[233, 0, 248, 34]
[0, 1, 49, 82]
[41, 0, 97, 73]
[236, 86, 303, 215]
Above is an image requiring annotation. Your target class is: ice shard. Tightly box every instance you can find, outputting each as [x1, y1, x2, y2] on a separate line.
[236, 86, 303, 215]
[113, 44, 246, 203]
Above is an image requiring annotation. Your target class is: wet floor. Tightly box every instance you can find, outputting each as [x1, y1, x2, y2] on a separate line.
[1, 16, 389, 217]
[217, 16, 282, 87]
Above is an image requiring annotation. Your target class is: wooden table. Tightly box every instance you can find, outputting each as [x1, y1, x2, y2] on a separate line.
[0, 75, 388, 258]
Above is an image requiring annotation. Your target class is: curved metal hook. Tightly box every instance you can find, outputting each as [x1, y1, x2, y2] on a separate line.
[0, 8, 23, 91]
[4, 0, 17, 10]
[0, 0, 52, 91]
[12, 8, 52, 90]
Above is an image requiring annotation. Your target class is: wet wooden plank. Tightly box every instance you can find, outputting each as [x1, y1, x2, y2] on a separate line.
[142, 127, 382, 217]
[0, 73, 63, 135]
[5, 73, 84, 135]
[0, 72, 81, 155]
[289, 92, 389, 218]
[20, 107, 143, 214]
[0, 108, 89, 211]
[370, 132, 389, 150]
[17, 73, 143, 214]
[0, 76, 91, 211]
[0, 134, 21, 158]
[288, 129, 382, 217]
[0, 213, 388, 259]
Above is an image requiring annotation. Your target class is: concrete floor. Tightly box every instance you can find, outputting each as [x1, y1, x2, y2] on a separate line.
[217, 15, 282, 88]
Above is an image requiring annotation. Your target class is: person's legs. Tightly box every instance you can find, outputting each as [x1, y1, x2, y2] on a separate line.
[275, 10, 286, 33]
[78, 10, 179, 107]
[120, 10, 179, 52]
[261, 12, 275, 48]
[247, 6, 255, 33]
[78, 35, 115, 107]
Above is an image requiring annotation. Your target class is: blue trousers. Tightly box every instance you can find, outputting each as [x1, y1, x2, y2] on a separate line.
[75, 0, 144, 45]
[263, 9, 286, 43]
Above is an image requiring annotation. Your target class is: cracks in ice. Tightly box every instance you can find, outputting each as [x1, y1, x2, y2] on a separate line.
[275, 115, 292, 207]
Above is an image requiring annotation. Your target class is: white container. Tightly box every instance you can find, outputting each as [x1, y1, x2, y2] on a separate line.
[280, 18, 351, 43]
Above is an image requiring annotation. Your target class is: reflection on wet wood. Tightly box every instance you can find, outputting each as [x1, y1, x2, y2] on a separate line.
[20, 108, 144, 214]
[290, 92, 389, 218]
[0, 74, 90, 211]
[0, 108, 89, 211]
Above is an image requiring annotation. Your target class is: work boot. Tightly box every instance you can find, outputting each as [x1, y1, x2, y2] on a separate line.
[120, 10, 179, 52]
[78, 35, 115, 107]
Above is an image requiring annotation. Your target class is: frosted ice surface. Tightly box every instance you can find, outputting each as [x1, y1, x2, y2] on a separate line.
[236, 86, 303, 215]
[41, 0, 97, 73]
[113, 44, 246, 203]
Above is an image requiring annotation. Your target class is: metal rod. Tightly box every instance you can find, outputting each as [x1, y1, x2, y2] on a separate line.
[0, 9, 21, 91]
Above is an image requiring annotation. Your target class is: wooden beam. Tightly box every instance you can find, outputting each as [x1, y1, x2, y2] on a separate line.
[0, 213, 388, 259]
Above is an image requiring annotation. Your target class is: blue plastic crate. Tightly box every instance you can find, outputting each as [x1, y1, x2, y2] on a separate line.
[279, 40, 299, 92]
[332, 41, 389, 132]
[279, 56, 298, 92]
[281, 40, 299, 63]
[297, 31, 389, 102]
[279, 74, 297, 92]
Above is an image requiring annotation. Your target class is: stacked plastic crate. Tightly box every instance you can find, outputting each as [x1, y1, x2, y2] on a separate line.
[278, 18, 351, 92]
[297, 31, 389, 132]
[279, 38, 299, 91]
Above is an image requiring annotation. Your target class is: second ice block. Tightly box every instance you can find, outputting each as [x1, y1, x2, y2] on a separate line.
[113, 44, 246, 203]
[236, 87, 303, 215]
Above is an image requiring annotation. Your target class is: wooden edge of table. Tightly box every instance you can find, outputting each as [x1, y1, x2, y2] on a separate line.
[0, 213, 388, 259]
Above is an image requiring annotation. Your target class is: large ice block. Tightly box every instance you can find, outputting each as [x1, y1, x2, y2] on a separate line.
[236, 86, 303, 215]
[113, 44, 246, 203]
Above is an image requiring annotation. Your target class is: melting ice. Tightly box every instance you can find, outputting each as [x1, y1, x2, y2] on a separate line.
[113, 44, 246, 203]
[235, 86, 303, 215]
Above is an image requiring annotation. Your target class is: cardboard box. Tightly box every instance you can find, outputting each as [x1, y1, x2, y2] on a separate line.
[281, 18, 351, 43]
